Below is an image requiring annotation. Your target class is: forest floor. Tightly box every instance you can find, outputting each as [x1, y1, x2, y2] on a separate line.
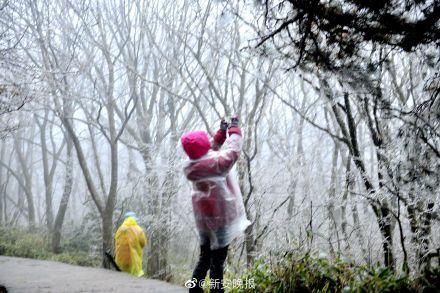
[0, 256, 186, 293]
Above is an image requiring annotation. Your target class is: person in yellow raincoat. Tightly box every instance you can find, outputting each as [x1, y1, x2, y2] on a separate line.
[115, 212, 147, 277]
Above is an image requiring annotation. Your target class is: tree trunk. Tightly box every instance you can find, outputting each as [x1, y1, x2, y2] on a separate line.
[325, 91, 395, 270]
[0, 141, 5, 225]
[418, 202, 435, 269]
[102, 209, 114, 268]
[14, 135, 35, 229]
[37, 113, 54, 232]
[378, 204, 394, 270]
[144, 149, 164, 278]
[327, 142, 340, 256]
[145, 151, 171, 279]
[102, 88, 119, 268]
[245, 225, 255, 266]
[238, 152, 256, 267]
[340, 151, 351, 251]
[287, 99, 305, 216]
[51, 138, 73, 253]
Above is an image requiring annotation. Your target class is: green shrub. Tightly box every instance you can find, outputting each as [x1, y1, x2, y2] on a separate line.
[230, 253, 438, 293]
[60, 227, 97, 254]
[0, 227, 49, 259]
[0, 227, 99, 267]
[355, 267, 412, 293]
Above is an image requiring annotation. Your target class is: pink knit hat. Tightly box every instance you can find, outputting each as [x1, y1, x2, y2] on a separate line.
[181, 131, 211, 159]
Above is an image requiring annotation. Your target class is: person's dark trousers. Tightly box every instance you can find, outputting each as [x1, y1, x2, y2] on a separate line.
[190, 242, 229, 293]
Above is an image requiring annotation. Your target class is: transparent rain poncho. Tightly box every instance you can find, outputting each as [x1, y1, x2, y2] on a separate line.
[184, 133, 250, 250]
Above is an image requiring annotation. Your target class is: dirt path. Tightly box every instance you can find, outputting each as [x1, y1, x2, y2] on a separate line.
[0, 256, 187, 293]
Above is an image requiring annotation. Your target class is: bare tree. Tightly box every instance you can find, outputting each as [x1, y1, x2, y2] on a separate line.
[0, 1, 33, 137]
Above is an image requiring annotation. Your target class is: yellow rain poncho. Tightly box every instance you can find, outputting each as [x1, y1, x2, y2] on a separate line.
[115, 217, 146, 277]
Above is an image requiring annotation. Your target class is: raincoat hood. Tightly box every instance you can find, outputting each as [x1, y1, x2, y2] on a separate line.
[123, 217, 138, 226]
[181, 131, 211, 160]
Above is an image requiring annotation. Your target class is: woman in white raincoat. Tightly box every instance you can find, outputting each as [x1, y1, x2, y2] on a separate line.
[181, 117, 250, 293]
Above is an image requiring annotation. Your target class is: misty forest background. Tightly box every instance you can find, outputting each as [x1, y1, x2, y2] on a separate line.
[0, 0, 439, 290]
